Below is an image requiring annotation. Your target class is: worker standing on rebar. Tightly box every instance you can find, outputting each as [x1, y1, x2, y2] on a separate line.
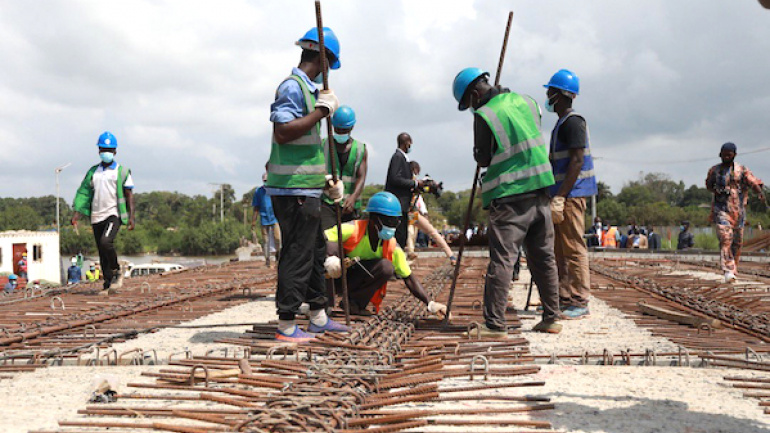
[706, 142, 766, 283]
[544, 69, 597, 320]
[252, 173, 281, 268]
[71, 131, 135, 295]
[320, 106, 368, 230]
[452, 67, 562, 336]
[265, 26, 348, 342]
[324, 192, 448, 317]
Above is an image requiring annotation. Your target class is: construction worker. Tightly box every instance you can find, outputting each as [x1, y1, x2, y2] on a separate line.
[72, 131, 135, 295]
[4, 274, 18, 294]
[406, 161, 456, 265]
[324, 192, 448, 317]
[706, 142, 766, 283]
[453, 67, 562, 336]
[252, 173, 281, 268]
[544, 69, 597, 319]
[266, 26, 347, 342]
[67, 257, 81, 284]
[85, 263, 100, 282]
[17, 252, 28, 279]
[320, 105, 368, 230]
[602, 222, 619, 248]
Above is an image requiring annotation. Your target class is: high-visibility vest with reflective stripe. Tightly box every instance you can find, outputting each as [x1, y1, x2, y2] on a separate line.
[548, 112, 597, 198]
[342, 220, 395, 313]
[602, 227, 617, 247]
[475, 93, 555, 207]
[266, 75, 326, 189]
[73, 164, 131, 224]
[323, 139, 366, 209]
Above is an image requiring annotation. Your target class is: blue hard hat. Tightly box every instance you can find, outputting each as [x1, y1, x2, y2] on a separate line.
[332, 105, 356, 129]
[366, 192, 402, 217]
[298, 27, 341, 70]
[453, 67, 489, 111]
[97, 131, 118, 149]
[543, 69, 579, 95]
[8, 274, 17, 280]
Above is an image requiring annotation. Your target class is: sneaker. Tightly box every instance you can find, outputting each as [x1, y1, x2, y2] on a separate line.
[463, 324, 508, 339]
[307, 319, 350, 334]
[450, 256, 458, 267]
[724, 272, 736, 283]
[532, 320, 562, 334]
[563, 306, 590, 320]
[275, 327, 315, 343]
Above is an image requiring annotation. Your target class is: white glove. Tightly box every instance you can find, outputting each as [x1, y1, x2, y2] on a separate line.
[427, 301, 448, 320]
[324, 256, 342, 279]
[550, 196, 565, 225]
[315, 90, 339, 117]
[324, 174, 344, 203]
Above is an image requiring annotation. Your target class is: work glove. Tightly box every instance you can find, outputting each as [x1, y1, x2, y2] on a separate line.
[427, 300, 449, 320]
[324, 256, 342, 279]
[315, 90, 339, 117]
[324, 174, 344, 203]
[550, 196, 565, 225]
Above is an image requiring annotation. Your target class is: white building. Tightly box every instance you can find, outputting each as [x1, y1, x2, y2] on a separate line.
[0, 230, 61, 284]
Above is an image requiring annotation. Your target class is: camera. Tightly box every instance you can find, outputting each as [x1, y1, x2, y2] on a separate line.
[421, 174, 444, 198]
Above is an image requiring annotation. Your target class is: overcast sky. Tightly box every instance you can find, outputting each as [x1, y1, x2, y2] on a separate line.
[1, 1, 769, 201]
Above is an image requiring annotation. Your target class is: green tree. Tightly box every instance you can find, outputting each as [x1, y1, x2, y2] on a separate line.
[0, 204, 44, 230]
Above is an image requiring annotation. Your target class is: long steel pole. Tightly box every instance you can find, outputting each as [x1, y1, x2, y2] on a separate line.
[315, 0, 350, 325]
[443, 11, 514, 328]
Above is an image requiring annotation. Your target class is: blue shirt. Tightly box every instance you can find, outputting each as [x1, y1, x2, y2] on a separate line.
[252, 186, 277, 226]
[266, 67, 323, 198]
[67, 265, 81, 283]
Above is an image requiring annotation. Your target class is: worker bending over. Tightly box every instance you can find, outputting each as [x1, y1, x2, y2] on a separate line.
[324, 192, 448, 317]
[453, 67, 562, 336]
[706, 142, 765, 283]
[321, 105, 368, 230]
[266, 26, 347, 342]
[406, 161, 456, 265]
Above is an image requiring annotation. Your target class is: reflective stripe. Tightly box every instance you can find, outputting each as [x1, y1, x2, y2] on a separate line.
[554, 169, 595, 182]
[551, 147, 592, 160]
[522, 96, 541, 128]
[482, 163, 552, 193]
[341, 175, 355, 184]
[477, 106, 512, 149]
[105, 222, 114, 238]
[268, 163, 326, 175]
[489, 136, 545, 166]
[281, 132, 321, 146]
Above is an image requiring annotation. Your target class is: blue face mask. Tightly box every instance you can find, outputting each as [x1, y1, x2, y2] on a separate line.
[545, 94, 558, 113]
[99, 152, 114, 164]
[405, 146, 411, 154]
[333, 133, 349, 144]
[313, 73, 324, 84]
[378, 226, 396, 241]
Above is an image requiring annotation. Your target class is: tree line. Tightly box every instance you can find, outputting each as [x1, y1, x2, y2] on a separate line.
[1, 172, 767, 256]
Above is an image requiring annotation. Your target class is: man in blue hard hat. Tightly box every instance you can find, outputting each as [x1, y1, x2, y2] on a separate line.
[452, 67, 562, 336]
[543, 69, 597, 320]
[324, 192, 448, 317]
[4, 274, 18, 294]
[266, 26, 348, 342]
[320, 105, 369, 230]
[72, 131, 135, 295]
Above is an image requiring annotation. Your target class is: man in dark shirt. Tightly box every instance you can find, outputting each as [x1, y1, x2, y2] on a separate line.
[677, 221, 695, 250]
[648, 225, 661, 250]
[385, 132, 424, 248]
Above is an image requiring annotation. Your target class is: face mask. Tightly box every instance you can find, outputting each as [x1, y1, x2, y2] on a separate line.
[595, 224, 602, 230]
[378, 225, 396, 240]
[405, 145, 411, 154]
[680, 225, 685, 231]
[313, 73, 324, 84]
[545, 93, 560, 113]
[100, 152, 114, 164]
[333, 133, 349, 144]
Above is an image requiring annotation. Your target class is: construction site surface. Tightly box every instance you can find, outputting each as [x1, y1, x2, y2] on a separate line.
[1, 250, 770, 433]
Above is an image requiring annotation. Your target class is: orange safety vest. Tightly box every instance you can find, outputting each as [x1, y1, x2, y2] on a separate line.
[602, 227, 618, 248]
[342, 220, 395, 313]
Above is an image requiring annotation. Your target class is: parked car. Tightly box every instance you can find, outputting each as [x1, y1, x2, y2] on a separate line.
[127, 263, 185, 278]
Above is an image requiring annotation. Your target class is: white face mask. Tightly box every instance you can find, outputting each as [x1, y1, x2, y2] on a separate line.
[545, 93, 559, 113]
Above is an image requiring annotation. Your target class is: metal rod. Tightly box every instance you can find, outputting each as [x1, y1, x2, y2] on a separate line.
[315, 0, 350, 325]
[444, 11, 514, 327]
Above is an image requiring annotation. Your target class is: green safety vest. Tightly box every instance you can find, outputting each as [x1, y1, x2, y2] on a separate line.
[72, 164, 131, 224]
[475, 92, 555, 207]
[323, 139, 366, 209]
[266, 75, 326, 189]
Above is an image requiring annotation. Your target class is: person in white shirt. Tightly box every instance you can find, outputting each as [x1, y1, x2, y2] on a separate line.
[405, 161, 456, 264]
[71, 131, 135, 294]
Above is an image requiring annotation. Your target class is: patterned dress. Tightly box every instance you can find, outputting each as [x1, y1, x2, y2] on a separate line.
[705, 163, 764, 275]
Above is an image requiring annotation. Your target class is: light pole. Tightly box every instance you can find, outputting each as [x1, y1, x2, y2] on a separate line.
[209, 183, 224, 223]
[55, 163, 71, 285]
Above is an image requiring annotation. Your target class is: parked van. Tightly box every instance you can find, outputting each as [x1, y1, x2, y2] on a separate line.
[127, 263, 185, 278]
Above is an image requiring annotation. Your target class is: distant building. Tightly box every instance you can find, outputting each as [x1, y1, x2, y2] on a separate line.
[0, 230, 61, 283]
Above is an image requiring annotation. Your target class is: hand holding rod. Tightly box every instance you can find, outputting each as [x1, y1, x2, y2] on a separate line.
[443, 11, 514, 328]
[315, 0, 350, 325]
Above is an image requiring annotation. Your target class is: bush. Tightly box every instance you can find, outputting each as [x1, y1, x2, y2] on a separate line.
[60, 227, 96, 255]
[694, 232, 719, 251]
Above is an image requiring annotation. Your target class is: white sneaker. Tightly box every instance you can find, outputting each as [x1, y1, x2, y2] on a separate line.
[724, 272, 736, 283]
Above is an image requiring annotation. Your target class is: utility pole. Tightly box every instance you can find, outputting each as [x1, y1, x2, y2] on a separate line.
[209, 183, 225, 223]
[55, 163, 71, 285]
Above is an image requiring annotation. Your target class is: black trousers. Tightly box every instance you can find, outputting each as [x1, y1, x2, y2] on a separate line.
[329, 259, 394, 309]
[395, 210, 409, 248]
[92, 215, 121, 285]
[272, 196, 327, 320]
[320, 201, 359, 231]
